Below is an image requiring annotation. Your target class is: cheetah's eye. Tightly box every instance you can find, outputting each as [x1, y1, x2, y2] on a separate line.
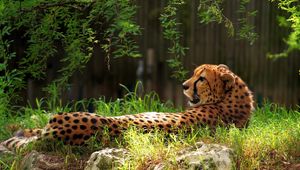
[199, 76, 205, 81]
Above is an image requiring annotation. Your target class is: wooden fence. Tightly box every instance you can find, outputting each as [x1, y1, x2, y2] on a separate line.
[26, 0, 300, 108]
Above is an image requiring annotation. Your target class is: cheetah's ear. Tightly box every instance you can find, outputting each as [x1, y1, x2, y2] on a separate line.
[217, 64, 229, 70]
[220, 73, 235, 91]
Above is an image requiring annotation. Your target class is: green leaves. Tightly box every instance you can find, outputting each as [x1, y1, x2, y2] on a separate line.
[198, 0, 223, 24]
[237, 0, 258, 45]
[0, 25, 24, 107]
[95, 0, 141, 59]
[268, 0, 300, 59]
[198, 0, 257, 43]
[0, 0, 141, 113]
[198, 0, 236, 37]
[160, 0, 188, 81]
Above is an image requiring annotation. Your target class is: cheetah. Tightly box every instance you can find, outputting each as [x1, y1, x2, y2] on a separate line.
[1, 64, 254, 149]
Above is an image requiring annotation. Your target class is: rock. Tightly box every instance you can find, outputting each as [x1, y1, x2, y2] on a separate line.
[1, 142, 233, 170]
[85, 148, 129, 170]
[84, 143, 234, 170]
[176, 142, 234, 170]
[20, 151, 65, 170]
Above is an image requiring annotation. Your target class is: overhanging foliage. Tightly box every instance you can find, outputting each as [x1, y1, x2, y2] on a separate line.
[0, 0, 258, 112]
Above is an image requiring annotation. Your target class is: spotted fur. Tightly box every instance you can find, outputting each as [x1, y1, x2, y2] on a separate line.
[1, 64, 254, 150]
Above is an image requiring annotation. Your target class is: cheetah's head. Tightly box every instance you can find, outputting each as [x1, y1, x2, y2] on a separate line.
[182, 64, 235, 107]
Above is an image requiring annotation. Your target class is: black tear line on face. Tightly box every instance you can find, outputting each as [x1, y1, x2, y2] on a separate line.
[192, 74, 214, 104]
[191, 69, 205, 101]
[192, 77, 201, 103]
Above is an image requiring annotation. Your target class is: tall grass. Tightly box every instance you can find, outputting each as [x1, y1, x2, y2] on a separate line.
[95, 83, 178, 117]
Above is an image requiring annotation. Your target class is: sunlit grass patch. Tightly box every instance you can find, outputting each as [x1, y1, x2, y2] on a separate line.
[114, 103, 300, 170]
[202, 104, 300, 169]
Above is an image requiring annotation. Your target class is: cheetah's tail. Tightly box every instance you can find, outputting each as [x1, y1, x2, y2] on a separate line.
[0, 128, 43, 151]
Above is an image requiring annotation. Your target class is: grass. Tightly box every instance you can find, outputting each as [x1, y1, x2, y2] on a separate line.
[119, 103, 300, 169]
[0, 89, 299, 169]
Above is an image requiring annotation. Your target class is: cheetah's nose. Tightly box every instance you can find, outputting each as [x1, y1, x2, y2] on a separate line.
[182, 84, 189, 90]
